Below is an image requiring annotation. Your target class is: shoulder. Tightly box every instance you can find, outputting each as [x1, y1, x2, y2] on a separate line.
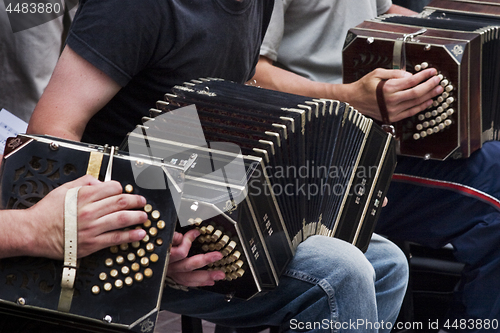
[67, 0, 175, 86]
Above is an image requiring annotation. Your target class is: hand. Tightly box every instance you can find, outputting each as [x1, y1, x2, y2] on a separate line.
[25, 175, 148, 259]
[167, 229, 226, 287]
[345, 68, 444, 122]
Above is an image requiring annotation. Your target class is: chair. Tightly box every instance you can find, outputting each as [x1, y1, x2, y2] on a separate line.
[392, 241, 464, 332]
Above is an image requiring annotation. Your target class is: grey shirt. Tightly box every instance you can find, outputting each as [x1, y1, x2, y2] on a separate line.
[0, 2, 75, 122]
[260, 0, 392, 84]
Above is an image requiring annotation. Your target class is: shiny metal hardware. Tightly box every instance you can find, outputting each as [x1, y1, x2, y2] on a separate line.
[393, 28, 427, 70]
[49, 142, 59, 151]
[104, 146, 115, 182]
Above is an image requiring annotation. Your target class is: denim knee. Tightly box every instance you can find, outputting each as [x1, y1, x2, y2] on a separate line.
[285, 235, 376, 284]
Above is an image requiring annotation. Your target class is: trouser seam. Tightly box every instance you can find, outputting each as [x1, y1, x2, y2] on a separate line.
[284, 269, 339, 333]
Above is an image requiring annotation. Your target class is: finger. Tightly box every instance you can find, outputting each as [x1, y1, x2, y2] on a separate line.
[78, 192, 147, 227]
[78, 227, 146, 258]
[77, 180, 124, 204]
[59, 174, 101, 190]
[391, 75, 443, 105]
[392, 100, 435, 122]
[169, 269, 226, 287]
[389, 83, 444, 122]
[84, 208, 149, 235]
[370, 68, 410, 81]
[168, 251, 223, 273]
[171, 231, 184, 246]
[169, 229, 201, 263]
[386, 68, 439, 93]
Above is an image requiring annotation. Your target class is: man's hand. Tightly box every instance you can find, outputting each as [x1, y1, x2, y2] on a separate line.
[344, 68, 444, 122]
[23, 175, 148, 259]
[253, 56, 444, 123]
[167, 229, 226, 287]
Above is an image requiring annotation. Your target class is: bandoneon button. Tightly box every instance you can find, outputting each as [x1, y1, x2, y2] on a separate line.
[135, 272, 144, 282]
[105, 258, 114, 267]
[144, 204, 153, 213]
[121, 266, 130, 275]
[125, 184, 134, 193]
[115, 279, 124, 289]
[92, 285, 101, 295]
[150, 253, 159, 263]
[151, 210, 160, 220]
[125, 276, 133, 286]
[110, 269, 119, 278]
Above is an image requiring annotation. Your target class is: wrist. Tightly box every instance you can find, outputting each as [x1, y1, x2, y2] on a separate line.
[18, 208, 40, 257]
[0, 209, 36, 258]
[328, 82, 352, 105]
[22, 206, 61, 259]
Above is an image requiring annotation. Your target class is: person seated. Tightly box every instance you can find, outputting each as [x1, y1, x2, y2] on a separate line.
[25, 0, 409, 331]
[252, 0, 500, 331]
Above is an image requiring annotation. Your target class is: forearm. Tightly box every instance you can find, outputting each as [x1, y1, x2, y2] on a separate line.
[0, 209, 38, 259]
[252, 56, 353, 101]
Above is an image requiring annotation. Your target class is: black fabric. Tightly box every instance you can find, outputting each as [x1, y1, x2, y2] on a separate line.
[66, 0, 274, 147]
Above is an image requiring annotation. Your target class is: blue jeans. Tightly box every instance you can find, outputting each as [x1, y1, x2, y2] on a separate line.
[161, 233, 408, 332]
[377, 141, 500, 332]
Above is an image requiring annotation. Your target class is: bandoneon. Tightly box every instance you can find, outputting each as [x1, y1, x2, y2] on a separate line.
[342, 0, 500, 160]
[127, 78, 397, 300]
[0, 135, 179, 332]
[0, 78, 397, 327]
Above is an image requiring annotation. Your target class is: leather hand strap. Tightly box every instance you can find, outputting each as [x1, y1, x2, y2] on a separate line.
[58, 186, 82, 312]
[376, 79, 395, 136]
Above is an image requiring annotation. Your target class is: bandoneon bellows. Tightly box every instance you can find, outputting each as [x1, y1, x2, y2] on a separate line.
[129, 78, 397, 300]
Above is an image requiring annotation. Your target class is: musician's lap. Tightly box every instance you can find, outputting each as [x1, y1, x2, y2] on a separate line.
[161, 233, 408, 333]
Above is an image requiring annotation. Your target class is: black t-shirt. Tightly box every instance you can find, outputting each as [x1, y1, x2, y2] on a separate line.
[67, 0, 274, 147]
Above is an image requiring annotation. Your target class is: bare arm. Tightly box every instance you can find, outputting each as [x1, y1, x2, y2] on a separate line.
[253, 56, 443, 122]
[27, 46, 121, 141]
[250, 4, 441, 122]
[0, 175, 148, 259]
[27, 45, 223, 287]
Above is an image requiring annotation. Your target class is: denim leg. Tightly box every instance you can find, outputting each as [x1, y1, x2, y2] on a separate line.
[365, 234, 409, 329]
[160, 234, 408, 332]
